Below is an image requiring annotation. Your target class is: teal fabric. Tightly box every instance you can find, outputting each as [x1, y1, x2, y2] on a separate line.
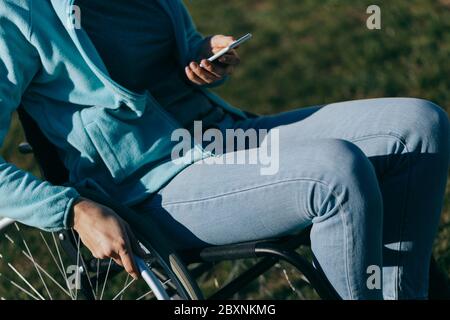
[0, 0, 247, 231]
[76, 0, 181, 95]
[76, 0, 226, 129]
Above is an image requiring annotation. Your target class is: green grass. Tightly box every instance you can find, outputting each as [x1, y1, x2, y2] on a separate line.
[1, 0, 449, 299]
[188, 0, 450, 281]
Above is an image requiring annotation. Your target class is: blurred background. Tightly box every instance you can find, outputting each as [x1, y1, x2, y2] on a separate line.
[1, 0, 449, 299]
[187, 0, 450, 298]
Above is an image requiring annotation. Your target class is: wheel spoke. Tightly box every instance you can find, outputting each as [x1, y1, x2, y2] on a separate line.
[0, 225, 183, 300]
[21, 250, 72, 298]
[119, 274, 130, 300]
[112, 277, 136, 300]
[51, 233, 74, 299]
[100, 258, 113, 300]
[5, 262, 45, 300]
[2, 232, 73, 299]
[276, 263, 305, 299]
[95, 259, 100, 297]
[136, 278, 171, 301]
[4, 233, 14, 244]
[71, 229, 97, 300]
[74, 234, 81, 300]
[14, 224, 52, 300]
[0, 272, 40, 300]
[136, 290, 153, 301]
[40, 233, 67, 283]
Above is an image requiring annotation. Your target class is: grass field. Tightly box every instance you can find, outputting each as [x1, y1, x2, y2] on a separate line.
[0, 0, 449, 299]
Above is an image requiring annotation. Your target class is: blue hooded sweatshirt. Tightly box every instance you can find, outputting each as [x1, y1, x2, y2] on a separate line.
[0, 0, 247, 231]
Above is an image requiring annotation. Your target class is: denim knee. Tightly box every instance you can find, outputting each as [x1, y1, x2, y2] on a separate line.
[304, 139, 383, 221]
[319, 139, 379, 190]
[394, 98, 449, 160]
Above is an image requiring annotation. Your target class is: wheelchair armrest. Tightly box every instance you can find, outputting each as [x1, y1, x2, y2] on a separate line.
[181, 242, 259, 263]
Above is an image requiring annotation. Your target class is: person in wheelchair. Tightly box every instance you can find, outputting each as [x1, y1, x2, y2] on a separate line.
[0, 0, 448, 300]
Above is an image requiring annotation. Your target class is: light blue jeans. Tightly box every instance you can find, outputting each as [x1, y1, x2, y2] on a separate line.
[132, 98, 450, 300]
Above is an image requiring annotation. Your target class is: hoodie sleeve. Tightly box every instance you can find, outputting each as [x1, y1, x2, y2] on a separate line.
[180, 1, 206, 61]
[180, 1, 228, 88]
[0, 6, 80, 232]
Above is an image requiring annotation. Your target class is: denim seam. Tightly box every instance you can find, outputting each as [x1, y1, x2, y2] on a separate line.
[144, 179, 325, 237]
[155, 178, 333, 208]
[165, 180, 318, 238]
[348, 131, 411, 300]
[339, 193, 353, 300]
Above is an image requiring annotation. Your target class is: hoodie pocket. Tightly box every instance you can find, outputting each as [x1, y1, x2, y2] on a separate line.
[81, 104, 179, 183]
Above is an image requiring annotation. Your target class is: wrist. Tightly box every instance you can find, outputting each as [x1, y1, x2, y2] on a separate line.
[69, 196, 87, 229]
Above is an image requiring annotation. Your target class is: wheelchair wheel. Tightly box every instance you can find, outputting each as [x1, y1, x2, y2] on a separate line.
[0, 218, 201, 300]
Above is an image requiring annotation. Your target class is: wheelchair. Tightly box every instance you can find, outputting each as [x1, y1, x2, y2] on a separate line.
[0, 107, 448, 300]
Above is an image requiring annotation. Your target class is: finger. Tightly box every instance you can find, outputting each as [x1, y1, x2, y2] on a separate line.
[118, 242, 140, 280]
[211, 35, 235, 49]
[200, 60, 226, 77]
[218, 51, 241, 66]
[117, 225, 140, 279]
[111, 255, 123, 267]
[108, 250, 123, 267]
[190, 62, 220, 84]
[185, 66, 206, 85]
[124, 224, 146, 258]
[190, 62, 219, 83]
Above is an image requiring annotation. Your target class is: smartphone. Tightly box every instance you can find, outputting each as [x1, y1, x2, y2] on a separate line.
[207, 33, 252, 63]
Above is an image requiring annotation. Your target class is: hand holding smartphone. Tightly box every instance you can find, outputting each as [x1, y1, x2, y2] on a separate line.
[205, 33, 252, 64]
[187, 34, 251, 85]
